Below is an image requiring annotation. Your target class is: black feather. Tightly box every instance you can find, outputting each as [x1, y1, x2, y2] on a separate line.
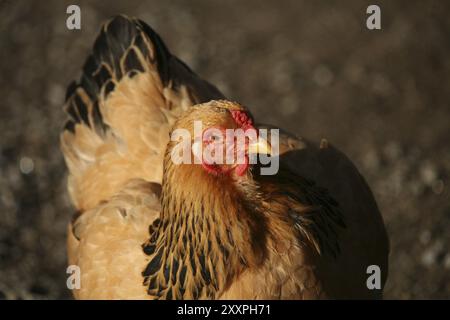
[142, 248, 163, 277]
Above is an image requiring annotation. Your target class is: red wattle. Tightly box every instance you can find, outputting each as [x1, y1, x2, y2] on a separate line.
[235, 155, 249, 176]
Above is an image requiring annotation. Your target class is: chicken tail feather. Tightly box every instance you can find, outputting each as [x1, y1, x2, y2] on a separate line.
[64, 15, 175, 136]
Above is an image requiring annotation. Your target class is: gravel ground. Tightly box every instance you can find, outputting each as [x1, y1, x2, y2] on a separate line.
[0, 0, 449, 299]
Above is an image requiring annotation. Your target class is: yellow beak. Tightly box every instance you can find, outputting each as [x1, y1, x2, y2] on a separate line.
[248, 137, 272, 155]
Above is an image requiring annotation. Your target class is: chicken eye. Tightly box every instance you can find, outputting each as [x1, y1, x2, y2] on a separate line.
[210, 134, 221, 142]
[203, 127, 225, 144]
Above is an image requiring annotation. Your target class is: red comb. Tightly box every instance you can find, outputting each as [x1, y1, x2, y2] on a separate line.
[230, 110, 253, 129]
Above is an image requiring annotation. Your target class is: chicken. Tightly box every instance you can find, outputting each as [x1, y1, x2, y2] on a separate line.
[61, 15, 389, 299]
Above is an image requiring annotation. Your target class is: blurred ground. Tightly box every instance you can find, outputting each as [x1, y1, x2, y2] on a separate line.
[0, 0, 449, 299]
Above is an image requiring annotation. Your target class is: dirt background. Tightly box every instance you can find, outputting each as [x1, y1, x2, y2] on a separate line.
[0, 0, 449, 299]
